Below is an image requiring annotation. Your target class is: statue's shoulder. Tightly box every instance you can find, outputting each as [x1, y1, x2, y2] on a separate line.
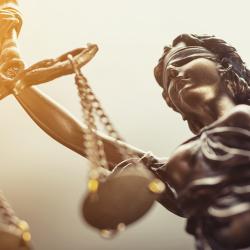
[230, 104, 250, 117]
[225, 104, 250, 127]
[207, 104, 250, 131]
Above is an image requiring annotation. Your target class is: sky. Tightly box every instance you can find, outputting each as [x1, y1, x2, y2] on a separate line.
[0, 0, 250, 249]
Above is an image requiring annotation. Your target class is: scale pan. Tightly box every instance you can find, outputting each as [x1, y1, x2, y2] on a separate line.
[82, 166, 164, 230]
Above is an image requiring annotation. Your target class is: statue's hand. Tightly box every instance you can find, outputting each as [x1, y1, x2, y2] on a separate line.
[12, 44, 98, 95]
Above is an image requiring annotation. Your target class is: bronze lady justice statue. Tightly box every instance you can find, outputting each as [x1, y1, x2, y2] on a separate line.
[153, 34, 250, 250]
[1, 1, 250, 249]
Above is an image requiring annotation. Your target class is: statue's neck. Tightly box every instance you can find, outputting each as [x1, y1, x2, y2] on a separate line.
[189, 94, 236, 134]
[213, 94, 235, 119]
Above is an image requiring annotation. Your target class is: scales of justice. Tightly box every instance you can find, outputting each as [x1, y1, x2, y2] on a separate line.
[0, 1, 168, 249]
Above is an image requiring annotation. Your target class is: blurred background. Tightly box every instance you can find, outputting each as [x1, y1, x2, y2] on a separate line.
[0, 0, 250, 249]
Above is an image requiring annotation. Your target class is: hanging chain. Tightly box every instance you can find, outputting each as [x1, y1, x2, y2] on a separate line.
[75, 71, 108, 170]
[80, 80, 137, 160]
[67, 54, 143, 177]
[0, 191, 31, 244]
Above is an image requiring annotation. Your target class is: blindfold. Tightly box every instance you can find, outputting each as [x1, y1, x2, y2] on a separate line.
[164, 46, 218, 68]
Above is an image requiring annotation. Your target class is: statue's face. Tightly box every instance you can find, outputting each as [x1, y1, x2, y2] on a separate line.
[162, 43, 225, 134]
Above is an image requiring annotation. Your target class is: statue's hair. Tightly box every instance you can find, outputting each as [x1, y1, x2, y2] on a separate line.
[154, 34, 250, 105]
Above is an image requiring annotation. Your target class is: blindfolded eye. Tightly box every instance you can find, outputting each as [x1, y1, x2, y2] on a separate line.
[170, 57, 194, 67]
